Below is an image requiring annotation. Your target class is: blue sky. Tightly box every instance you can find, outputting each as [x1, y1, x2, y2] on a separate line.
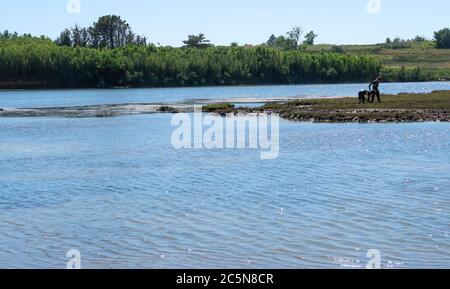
[1, 0, 449, 46]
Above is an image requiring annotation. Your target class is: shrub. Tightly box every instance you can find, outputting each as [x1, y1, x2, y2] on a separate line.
[203, 103, 235, 112]
[434, 28, 450, 49]
[331, 45, 345, 53]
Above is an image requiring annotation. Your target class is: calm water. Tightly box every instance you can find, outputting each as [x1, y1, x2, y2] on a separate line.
[0, 81, 449, 108]
[0, 114, 449, 268]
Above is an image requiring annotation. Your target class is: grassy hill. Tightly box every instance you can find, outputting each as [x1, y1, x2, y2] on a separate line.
[305, 41, 450, 81]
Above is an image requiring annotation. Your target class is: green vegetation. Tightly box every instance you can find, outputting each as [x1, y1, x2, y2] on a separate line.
[0, 34, 380, 88]
[258, 91, 450, 122]
[189, 91, 450, 123]
[304, 38, 450, 81]
[0, 16, 448, 89]
[182, 34, 213, 49]
[158, 106, 179, 113]
[203, 103, 235, 113]
[55, 15, 147, 48]
[434, 28, 450, 49]
[304, 31, 318, 45]
[264, 90, 450, 110]
[2, 91, 449, 121]
[266, 26, 318, 50]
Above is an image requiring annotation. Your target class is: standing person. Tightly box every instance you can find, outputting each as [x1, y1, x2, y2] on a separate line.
[369, 76, 383, 103]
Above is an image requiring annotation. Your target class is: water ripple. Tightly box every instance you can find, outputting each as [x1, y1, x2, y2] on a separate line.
[0, 116, 449, 268]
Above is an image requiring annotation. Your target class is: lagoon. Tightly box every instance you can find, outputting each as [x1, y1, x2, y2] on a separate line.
[0, 113, 449, 268]
[1, 81, 449, 108]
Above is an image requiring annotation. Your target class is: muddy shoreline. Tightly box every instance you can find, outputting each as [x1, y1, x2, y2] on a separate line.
[1, 91, 449, 122]
[255, 108, 449, 123]
[1, 104, 449, 123]
[0, 103, 189, 118]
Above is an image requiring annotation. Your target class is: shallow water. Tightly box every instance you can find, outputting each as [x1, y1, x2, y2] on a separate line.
[0, 81, 449, 108]
[0, 115, 449, 268]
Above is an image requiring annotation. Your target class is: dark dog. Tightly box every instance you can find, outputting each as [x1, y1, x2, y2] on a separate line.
[358, 90, 369, 104]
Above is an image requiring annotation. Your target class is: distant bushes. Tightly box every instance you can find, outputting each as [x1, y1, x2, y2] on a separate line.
[383, 38, 413, 49]
[434, 28, 450, 49]
[381, 66, 430, 82]
[331, 46, 345, 53]
[203, 103, 235, 113]
[383, 29, 450, 50]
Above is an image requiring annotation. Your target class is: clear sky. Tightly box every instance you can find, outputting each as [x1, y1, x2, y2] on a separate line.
[1, 0, 449, 46]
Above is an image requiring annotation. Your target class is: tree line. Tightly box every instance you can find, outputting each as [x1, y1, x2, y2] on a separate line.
[265, 27, 318, 50]
[1, 15, 448, 89]
[383, 28, 450, 49]
[55, 15, 148, 48]
[0, 36, 380, 88]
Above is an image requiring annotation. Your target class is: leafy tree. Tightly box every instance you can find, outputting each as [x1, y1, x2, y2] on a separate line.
[266, 35, 296, 50]
[278, 36, 297, 50]
[182, 33, 212, 48]
[266, 34, 277, 47]
[135, 35, 148, 46]
[383, 37, 411, 49]
[89, 15, 135, 48]
[286, 26, 303, 49]
[304, 31, 318, 45]
[56, 29, 73, 47]
[413, 35, 426, 42]
[1, 30, 12, 39]
[71, 25, 90, 47]
[434, 28, 450, 49]
[55, 15, 146, 48]
[331, 45, 345, 53]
